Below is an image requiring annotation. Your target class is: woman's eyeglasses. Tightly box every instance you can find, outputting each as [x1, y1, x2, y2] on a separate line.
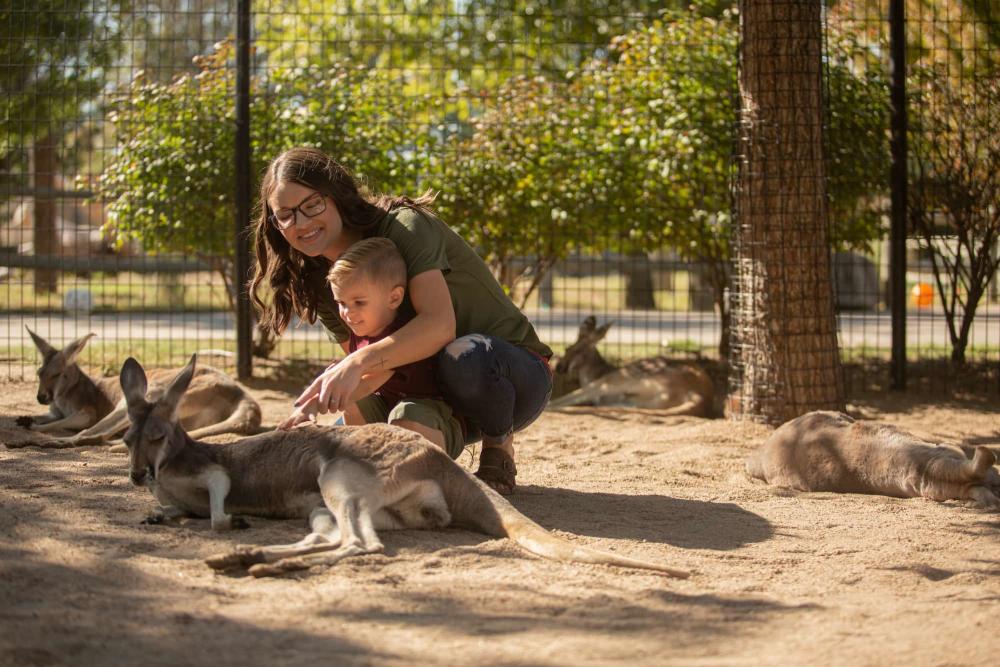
[269, 193, 327, 230]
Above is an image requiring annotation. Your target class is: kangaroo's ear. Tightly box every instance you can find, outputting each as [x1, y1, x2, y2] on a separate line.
[157, 354, 197, 417]
[120, 357, 149, 407]
[577, 315, 597, 338]
[25, 326, 55, 358]
[62, 333, 97, 365]
[592, 321, 613, 343]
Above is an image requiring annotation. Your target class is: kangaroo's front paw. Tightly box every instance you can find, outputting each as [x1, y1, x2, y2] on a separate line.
[141, 513, 165, 525]
[231, 516, 251, 530]
[15, 416, 34, 428]
[211, 514, 248, 531]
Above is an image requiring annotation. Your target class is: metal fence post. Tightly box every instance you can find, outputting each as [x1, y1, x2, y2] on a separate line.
[234, 0, 253, 380]
[889, 0, 907, 390]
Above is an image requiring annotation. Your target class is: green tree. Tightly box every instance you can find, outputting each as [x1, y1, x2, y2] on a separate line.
[432, 75, 596, 306]
[121, 0, 233, 83]
[595, 13, 738, 330]
[1, 0, 127, 290]
[435, 9, 888, 354]
[98, 43, 250, 301]
[97, 40, 426, 304]
[909, 68, 1000, 363]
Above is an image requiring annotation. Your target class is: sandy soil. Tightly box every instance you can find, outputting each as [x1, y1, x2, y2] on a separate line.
[1, 376, 998, 667]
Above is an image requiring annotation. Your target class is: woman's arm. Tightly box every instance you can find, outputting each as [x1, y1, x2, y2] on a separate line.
[278, 367, 395, 429]
[295, 269, 456, 413]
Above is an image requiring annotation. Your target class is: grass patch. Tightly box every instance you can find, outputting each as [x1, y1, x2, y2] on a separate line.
[840, 343, 1000, 363]
[500, 272, 698, 312]
[1, 270, 231, 313]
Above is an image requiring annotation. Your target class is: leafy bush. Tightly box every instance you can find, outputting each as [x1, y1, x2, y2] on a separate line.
[97, 41, 429, 303]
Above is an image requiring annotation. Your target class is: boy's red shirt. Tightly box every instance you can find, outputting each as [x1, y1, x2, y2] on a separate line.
[348, 312, 441, 407]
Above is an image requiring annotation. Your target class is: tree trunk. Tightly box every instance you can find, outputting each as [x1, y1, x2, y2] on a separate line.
[33, 133, 58, 294]
[624, 251, 656, 309]
[730, 0, 845, 424]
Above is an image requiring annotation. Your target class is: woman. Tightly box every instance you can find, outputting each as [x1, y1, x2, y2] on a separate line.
[250, 147, 552, 494]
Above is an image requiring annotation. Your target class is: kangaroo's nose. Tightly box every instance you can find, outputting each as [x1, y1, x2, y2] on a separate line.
[37, 393, 50, 405]
[129, 469, 147, 486]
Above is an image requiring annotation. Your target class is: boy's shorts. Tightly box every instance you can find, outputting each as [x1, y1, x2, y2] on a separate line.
[355, 394, 467, 460]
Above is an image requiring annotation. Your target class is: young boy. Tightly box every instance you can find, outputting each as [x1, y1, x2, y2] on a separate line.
[280, 238, 463, 453]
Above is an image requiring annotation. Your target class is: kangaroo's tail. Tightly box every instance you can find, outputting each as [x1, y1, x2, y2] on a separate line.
[446, 468, 689, 578]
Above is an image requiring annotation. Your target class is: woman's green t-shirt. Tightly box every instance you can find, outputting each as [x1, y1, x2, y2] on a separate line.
[315, 207, 552, 359]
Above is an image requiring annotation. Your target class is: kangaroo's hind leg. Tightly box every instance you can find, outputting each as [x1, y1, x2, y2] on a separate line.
[247, 461, 461, 578]
[248, 459, 389, 577]
[205, 496, 440, 576]
[52, 402, 131, 448]
[205, 506, 342, 571]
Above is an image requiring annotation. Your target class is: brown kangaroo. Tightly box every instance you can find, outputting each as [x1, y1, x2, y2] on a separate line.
[549, 316, 715, 415]
[119, 354, 690, 579]
[13, 327, 260, 449]
[746, 411, 1000, 509]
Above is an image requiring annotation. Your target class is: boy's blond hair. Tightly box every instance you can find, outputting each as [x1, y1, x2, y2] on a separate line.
[327, 237, 407, 291]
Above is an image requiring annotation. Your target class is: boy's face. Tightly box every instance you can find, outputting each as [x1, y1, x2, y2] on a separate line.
[332, 277, 403, 338]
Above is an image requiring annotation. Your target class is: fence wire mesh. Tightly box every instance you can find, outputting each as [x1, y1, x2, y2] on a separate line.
[2, 1, 999, 403]
[2, 0, 238, 377]
[826, 0, 1000, 394]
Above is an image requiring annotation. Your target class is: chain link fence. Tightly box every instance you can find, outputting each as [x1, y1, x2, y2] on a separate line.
[2, 1, 998, 399]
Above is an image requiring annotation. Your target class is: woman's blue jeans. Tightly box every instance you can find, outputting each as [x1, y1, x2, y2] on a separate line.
[435, 334, 552, 446]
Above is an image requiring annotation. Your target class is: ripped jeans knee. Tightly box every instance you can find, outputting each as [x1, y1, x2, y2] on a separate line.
[435, 334, 551, 444]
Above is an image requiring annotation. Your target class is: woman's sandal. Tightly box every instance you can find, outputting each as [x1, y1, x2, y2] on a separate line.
[475, 447, 517, 495]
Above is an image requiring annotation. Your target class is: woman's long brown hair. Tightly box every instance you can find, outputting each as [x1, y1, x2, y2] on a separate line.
[249, 147, 435, 336]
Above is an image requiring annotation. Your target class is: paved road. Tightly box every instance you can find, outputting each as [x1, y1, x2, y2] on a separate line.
[5, 308, 1000, 352]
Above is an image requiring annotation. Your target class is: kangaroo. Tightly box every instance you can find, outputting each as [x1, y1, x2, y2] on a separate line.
[746, 411, 1000, 509]
[119, 355, 690, 579]
[12, 327, 261, 449]
[548, 316, 715, 415]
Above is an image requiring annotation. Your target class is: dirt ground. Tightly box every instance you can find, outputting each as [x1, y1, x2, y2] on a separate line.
[1, 376, 999, 667]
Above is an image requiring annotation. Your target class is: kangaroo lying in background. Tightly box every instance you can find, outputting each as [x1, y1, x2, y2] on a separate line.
[746, 411, 1000, 509]
[120, 355, 689, 579]
[548, 316, 715, 415]
[12, 327, 260, 449]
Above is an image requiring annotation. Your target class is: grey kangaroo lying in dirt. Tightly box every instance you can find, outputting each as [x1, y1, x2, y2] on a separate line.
[746, 411, 1000, 509]
[120, 354, 689, 579]
[548, 316, 714, 415]
[13, 327, 260, 449]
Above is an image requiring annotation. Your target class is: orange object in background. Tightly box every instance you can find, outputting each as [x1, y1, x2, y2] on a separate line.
[910, 282, 934, 308]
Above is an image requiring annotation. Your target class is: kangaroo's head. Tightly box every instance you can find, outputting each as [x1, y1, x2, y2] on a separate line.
[120, 354, 197, 487]
[26, 326, 96, 405]
[553, 316, 614, 389]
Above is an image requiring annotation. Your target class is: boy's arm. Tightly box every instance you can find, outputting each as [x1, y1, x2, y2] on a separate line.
[296, 270, 455, 414]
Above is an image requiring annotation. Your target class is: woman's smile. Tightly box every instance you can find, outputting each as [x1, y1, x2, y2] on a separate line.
[297, 226, 323, 243]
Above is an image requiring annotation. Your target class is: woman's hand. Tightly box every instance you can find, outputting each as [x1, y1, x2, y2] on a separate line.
[277, 397, 319, 430]
[295, 355, 365, 415]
